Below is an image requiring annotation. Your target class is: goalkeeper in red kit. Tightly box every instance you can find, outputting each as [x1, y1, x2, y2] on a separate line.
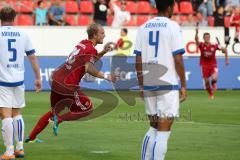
[195, 28, 229, 99]
[25, 23, 117, 143]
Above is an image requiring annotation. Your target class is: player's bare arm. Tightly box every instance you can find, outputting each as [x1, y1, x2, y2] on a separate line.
[221, 47, 230, 65]
[195, 29, 200, 47]
[135, 55, 144, 99]
[96, 42, 115, 60]
[85, 62, 117, 82]
[27, 55, 42, 92]
[174, 54, 187, 102]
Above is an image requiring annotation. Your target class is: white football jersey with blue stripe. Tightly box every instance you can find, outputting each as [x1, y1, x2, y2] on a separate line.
[134, 17, 185, 87]
[0, 26, 35, 87]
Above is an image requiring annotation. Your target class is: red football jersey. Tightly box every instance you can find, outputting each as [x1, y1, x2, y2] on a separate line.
[52, 40, 98, 86]
[199, 42, 220, 67]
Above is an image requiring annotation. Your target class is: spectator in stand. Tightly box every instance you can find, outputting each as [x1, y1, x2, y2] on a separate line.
[149, 0, 156, 8]
[93, 0, 110, 26]
[77, 0, 81, 10]
[110, 0, 130, 28]
[192, 0, 204, 11]
[214, 6, 225, 26]
[198, 0, 214, 17]
[35, 0, 48, 25]
[213, 0, 227, 11]
[196, 11, 208, 26]
[182, 14, 196, 26]
[115, 28, 133, 56]
[48, 0, 68, 26]
[225, 0, 240, 15]
[230, 7, 240, 42]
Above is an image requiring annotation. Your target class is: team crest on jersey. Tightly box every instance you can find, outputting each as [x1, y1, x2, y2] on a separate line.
[211, 47, 215, 52]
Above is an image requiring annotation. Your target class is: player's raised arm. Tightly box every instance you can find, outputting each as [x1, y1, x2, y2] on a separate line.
[221, 47, 230, 65]
[27, 55, 42, 92]
[195, 23, 200, 46]
[85, 62, 117, 82]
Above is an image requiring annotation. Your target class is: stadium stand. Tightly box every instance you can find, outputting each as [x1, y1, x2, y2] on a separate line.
[0, 0, 237, 27]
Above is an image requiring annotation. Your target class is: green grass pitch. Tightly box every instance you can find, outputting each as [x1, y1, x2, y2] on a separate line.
[0, 90, 240, 160]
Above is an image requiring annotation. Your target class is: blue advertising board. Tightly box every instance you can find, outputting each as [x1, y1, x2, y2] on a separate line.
[24, 56, 240, 90]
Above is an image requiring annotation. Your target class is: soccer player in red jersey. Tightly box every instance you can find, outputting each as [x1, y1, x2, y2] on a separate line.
[195, 29, 229, 99]
[25, 23, 117, 143]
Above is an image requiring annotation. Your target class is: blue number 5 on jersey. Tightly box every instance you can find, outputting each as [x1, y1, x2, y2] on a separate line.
[149, 31, 159, 57]
[8, 39, 17, 62]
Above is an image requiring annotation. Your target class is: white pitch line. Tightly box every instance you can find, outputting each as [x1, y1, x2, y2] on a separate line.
[90, 150, 110, 154]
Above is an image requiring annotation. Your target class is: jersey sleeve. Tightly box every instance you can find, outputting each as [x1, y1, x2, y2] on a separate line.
[85, 48, 98, 64]
[171, 23, 185, 56]
[133, 28, 142, 56]
[25, 34, 36, 56]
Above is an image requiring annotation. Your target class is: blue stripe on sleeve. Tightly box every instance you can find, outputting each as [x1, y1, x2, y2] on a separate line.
[134, 50, 142, 56]
[172, 48, 185, 56]
[26, 49, 35, 56]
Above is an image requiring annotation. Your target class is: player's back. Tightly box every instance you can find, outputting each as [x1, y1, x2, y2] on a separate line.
[0, 26, 34, 84]
[135, 17, 185, 86]
[52, 40, 97, 87]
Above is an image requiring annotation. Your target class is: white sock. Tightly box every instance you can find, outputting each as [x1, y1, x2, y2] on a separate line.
[153, 131, 171, 160]
[141, 127, 157, 160]
[2, 118, 14, 155]
[13, 115, 25, 150]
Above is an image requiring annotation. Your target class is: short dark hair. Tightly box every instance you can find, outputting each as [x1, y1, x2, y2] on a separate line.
[155, 0, 175, 13]
[203, 32, 210, 37]
[0, 7, 16, 22]
[37, 0, 43, 6]
[122, 28, 128, 34]
[87, 23, 101, 39]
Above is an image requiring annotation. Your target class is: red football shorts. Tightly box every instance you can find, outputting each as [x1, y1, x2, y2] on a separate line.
[201, 66, 218, 78]
[50, 81, 93, 121]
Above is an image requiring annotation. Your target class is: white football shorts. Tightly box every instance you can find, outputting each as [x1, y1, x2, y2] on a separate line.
[0, 85, 25, 108]
[144, 90, 179, 118]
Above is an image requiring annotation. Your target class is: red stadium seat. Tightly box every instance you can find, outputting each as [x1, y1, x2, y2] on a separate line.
[20, 1, 34, 13]
[66, 15, 76, 25]
[78, 15, 91, 26]
[80, 1, 93, 14]
[224, 16, 231, 27]
[5, 0, 18, 5]
[174, 3, 180, 14]
[17, 15, 33, 26]
[5, 0, 20, 12]
[208, 16, 214, 27]
[125, 1, 137, 14]
[65, 1, 79, 13]
[151, 7, 158, 14]
[107, 16, 113, 26]
[180, 1, 193, 14]
[137, 1, 151, 14]
[136, 15, 149, 26]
